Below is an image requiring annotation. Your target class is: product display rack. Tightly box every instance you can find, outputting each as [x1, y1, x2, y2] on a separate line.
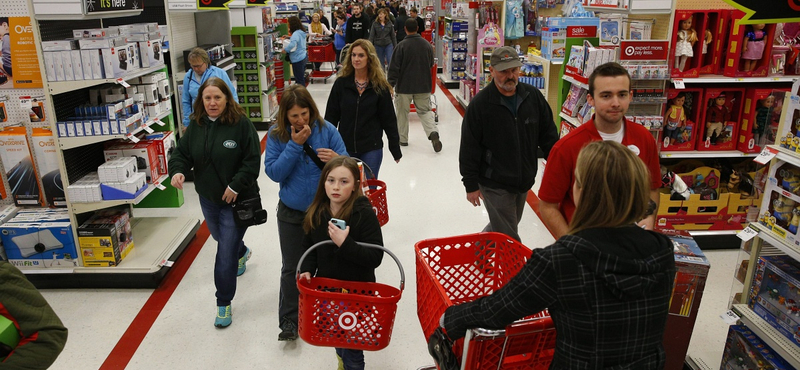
[231, 26, 267, 123]
[16, 0, 200, 288]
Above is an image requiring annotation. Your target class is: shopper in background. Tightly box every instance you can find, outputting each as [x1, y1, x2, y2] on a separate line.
[459, 46, 558, 243]
[170, 77, 261, 328]
[0, 261, 68, 368]
[309, 13, 333, 72]
[333, 12, 348, 69]
[299, 156, 384, 370]
[264, 84, 348, 341]
[438, 140, 676, 368]
[394, 7, 409, 42]
[409, 8, 426, 34]
[316, 9, 331, 30]
[368, 8, 397, 71]
[282, 16, 308, 87]
[538, 62, 661, 239]
[388, 18, 439, 152]
[181, 47, 238, 127]
[345, 3, 371, 44]
[325, 39, 402, 179]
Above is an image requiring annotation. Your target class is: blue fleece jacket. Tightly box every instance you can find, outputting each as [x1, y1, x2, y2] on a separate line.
[264, 120, 348, 212]
[181, 65, 238, 127]
[285, 30, 308, 64]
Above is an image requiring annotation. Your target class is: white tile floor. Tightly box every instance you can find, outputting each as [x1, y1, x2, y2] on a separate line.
[38, 78, 738, 369]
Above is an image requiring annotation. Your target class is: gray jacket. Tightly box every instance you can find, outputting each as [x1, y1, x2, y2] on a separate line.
[368, 21, 397, 47]
[387, 34, 433, 94]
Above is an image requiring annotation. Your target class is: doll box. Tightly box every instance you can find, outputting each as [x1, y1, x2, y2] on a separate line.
[749, 255, 800, 348]
[776, 92, 800, 153]
[697, 88, 744, 151]
[661, 88, 703, 152]
[738, 88, 790, 153]
[720, 325, 793, 370]
[670, 10, 708, 78]
[697, 10, 727, 75]
[723, 10, 777, 78]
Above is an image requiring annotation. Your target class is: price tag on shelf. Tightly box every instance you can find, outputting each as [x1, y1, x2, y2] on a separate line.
[155, 183, 166, 190]
[143, 125, 154, 134]
[153, 117, 165, 126]
[127, 134, 141, 143]
[672, 79, 685, 89]
[737, 226, 758, 241]
[18, 96, 32, 110]
[116, 78, 131, 88]
[158, 259, 174, 267]
[720, 309, 740, 325]
[753, 146, 778, 165]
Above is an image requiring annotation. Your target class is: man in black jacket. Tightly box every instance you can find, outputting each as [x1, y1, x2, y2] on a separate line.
[388, 18, 439, 152]
[459, 46, 559, 243]
[345, 3, 371, 44]
[394, 7, 409, 42]
[409, 8, 425, 33]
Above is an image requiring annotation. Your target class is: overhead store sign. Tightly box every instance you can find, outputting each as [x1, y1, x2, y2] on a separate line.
[85, 0, 143, 13]
[619, 40, 669, 61]
[197, 0, 233, 9]
[722, 0, 800, 24]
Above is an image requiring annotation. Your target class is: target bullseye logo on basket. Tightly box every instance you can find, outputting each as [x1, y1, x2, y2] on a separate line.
[339, 312, 358, 330]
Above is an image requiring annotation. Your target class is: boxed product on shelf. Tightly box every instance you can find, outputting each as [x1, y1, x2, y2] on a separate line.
[119, 23, 159, 35]
[0, 127, 42, 206]
[670, 10, 712, 78]
[738, 87, 791, 153]
[101, 172, 146, 198]
[598, 15, 624, 46]
[720, 325, 792, 370]
[66, 172, 102, 203]
[723, 10, 777, 78]
[661, 88, 702, 151]
[137, 40, 163, 68]
[656, 166, 738, 230]
[60, 50, 74, 81]
[144, 131, 175, 176]
[31, 129, 66, 207]
[73, 27, 120, 39]
[697, 88, 744, 151]
[749, 255, 800, 347]
[77, 208, 134, 267]
[776, 91, 800, 152]
[105, 141, 159, 183]
[0, 222, 77, 269]
[697, 10, 728, 75]
[97, 157, 137, 183]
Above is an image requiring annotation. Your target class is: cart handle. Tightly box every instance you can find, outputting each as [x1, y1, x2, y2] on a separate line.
[296, 240, 405, 291]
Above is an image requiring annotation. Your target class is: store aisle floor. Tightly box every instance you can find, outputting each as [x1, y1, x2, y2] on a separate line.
[39, 78, 735, 369]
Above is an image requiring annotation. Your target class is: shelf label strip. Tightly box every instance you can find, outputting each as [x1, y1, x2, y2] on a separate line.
[753, 146, 778, 165]
[116, 78, 131, 88]
[720, 309, 740, 325]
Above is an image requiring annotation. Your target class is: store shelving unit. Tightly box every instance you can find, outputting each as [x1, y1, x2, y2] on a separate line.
[58, 109, 172, 150]
[232, 26, 265, 122]
[660, 150, 759, 159]
[440, 17, 469, 89]
[20, 0, 200, 288]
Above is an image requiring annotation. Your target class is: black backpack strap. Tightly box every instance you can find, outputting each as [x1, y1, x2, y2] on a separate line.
[303, 142, 326, 170]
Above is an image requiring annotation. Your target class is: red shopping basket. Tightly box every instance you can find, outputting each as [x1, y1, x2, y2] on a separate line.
[364, 179, 388, 226]
[415, 232, 556, 369]
[297, 241, 405, 351]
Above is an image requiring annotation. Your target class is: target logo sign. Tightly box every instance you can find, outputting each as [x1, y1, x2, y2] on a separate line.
[624, 46, 636, 57]
[619, 41, 669, 61]
[339, 312, 358, 330]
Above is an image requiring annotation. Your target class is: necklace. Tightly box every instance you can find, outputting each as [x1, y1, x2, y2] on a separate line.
[355, 79, 368, 90]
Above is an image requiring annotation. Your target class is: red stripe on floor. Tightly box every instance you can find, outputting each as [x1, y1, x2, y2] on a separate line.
[261, 131, 268, 152]
[438, 79, 465, 117]
[100, 224, 211, 370]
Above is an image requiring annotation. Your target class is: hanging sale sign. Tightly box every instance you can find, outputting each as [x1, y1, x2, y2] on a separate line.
[197, 0, 233, 10]
[85, 0, 143, 14]
[0, 17, 42, 89]
[619, 40, 670, 62]
[723, 0, 800, 24]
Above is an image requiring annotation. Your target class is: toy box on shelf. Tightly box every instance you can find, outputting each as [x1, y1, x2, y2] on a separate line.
[697, 88, 744, 151]
[749, 255, 800, 347]
[697, 10, 728, 75]
[656, 166, 731, 230]
[720, 325, 793, 370]
[758, 159, 800, 242]
[541, 17, 599, 62]
[738, 88, 791, 154]
[0, 218, 77, 269]
[776, 91, 800, 152]
[670, 10, 711, 78]
[661, 88, 703, 152]
[723, 10, 777, 78]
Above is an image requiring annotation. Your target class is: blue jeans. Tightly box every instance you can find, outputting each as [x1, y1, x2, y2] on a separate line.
[292, 57, 308, 86]
[335, 348, 365, 370]
[351, 149, 383, 179]
[374, 44, 393, 69]
[198, 195, 249, 307]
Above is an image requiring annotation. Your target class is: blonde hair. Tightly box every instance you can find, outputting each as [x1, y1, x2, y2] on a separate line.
[337, 39, 393, 95]
[303, 156, 364, 233]
[568, 141, 650, 235]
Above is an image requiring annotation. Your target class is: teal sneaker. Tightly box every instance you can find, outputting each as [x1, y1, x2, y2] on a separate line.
[215, 305, 232, 328]
[237, 247, 252, 276]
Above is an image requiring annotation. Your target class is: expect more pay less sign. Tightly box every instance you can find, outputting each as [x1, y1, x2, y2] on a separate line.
[619, 40, 670, 62]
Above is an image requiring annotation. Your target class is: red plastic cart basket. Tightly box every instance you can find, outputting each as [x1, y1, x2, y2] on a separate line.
[415, 232, 556, 369]
[297, 241, 405, 351]
[308, 42, 336, 83]
[364, 179, 388, 226]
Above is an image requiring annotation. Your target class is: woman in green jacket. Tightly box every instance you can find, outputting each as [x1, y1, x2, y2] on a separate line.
[169, 77, 261, 328]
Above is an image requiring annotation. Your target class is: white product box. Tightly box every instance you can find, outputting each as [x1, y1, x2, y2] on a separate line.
[65, 122, 76, 137]
[145, 103, 162, 118]
[118, 113, 143, 134]
[80, 50, 94, 80]
[56, 122, 66, 137]
[104, 94, 126, 104]
[73, 27, 120, 39]
[78, 36, 127, 50]
[43, 52, 57, 82]
[98, 157, 137, 183]
[41, 40, 76, 51]
[99, 121, 111, 135]
[75, 122, 84, 136]
[70, 50, 83, 80]
[159, 100, 170, 114]
[92, 121, 102, 135]
[126, 31, 160, 42]
[52, 52, 65, 81]
[67, 172, 102, 203]
[60, 51, 74, 81]
[103, 143, 129, 162]
[103, 172, 146, 195]
[119, 23, 159, 34]
[88, 50, 103, 79]
[127, 43, 140, 72]
[106, 102, 123, 120]
[108, 86, 125, 95]
[137, 71, 166, 84]
[157, 78, 171, 99]
[123, 142, 159, 183]
[105, 45, 131, 78]
[138, 84, 159, 104]
[125, 86, 137, 98]
[83, 121, 94, 136]
[137, 40, 163, 68]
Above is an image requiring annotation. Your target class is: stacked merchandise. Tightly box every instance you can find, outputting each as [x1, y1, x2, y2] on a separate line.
[0, 209, 77, 269]
[41, 23, 163, 82]
[0, 206, 21, 261]
[749, 255, 800, 348]
[720, 325, 791, 369]
[77, 207, 134, 267]
[103, 131, 174, 184]
[67, 157, 146, 203]
[0, 127, 43, 206]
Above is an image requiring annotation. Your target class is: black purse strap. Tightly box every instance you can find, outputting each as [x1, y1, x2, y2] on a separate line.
[303, 142, 326, 170]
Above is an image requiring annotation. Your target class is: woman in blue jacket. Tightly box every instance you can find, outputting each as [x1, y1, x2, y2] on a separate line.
[264, 84, 348, 341]
[282, 16, 308, 87]
[181, 47, 238, 127]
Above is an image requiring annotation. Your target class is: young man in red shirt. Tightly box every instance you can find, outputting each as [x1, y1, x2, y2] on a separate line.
[538, 62, 661, 238]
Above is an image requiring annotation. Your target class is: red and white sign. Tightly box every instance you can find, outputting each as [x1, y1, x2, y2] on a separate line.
[566, 26, 597, 38]
[619, 40, 670, 61]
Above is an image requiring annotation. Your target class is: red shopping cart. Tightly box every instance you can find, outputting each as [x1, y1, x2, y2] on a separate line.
[415, 232, 556, 370]
[364, 179, 388, 226]
[296, 241, 405, 350]
[308, 41, 336, 83]
[409, 63, 439, 122]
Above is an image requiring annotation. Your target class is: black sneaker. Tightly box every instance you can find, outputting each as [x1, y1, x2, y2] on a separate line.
[400, 142, 408, 146]
[429, 132, 442, 153]
[278, 327, 298, 341]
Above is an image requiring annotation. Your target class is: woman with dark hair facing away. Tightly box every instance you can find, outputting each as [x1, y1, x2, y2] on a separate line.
[436, 140, 676, 369]
[325, 39, 402, 179]
[369, 8, 397, 71]
[394, 7, 409, 42]
[169, 77, 261, 328]
[264, 84, 348, 341]
[181, 47, 238, 127]
[282, 16, 309, 87]
[299, 156, 384, 370]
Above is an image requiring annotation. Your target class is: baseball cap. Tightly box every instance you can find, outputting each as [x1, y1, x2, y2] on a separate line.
[490, 46, 522, 71]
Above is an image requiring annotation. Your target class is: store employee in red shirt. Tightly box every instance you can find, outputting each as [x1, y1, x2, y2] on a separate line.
[539, 62, 661, 239]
